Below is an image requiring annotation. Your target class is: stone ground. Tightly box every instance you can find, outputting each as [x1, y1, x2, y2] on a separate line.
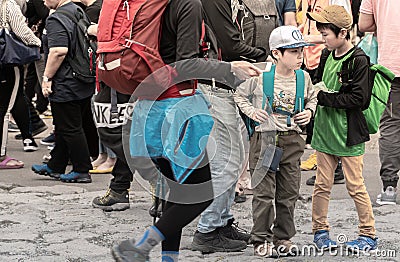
[0, 125, 399, 261]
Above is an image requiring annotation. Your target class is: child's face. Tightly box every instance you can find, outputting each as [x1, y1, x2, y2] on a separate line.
[319, 28, 347, 51]
[275, 47, 304, 70]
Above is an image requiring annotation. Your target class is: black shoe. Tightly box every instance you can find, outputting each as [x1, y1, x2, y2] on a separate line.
[8, 122, 19, 132]
[23, 138, 38, 152]
[92, 189, 130, 211]
[219, 218, 250, 243]
[191, 230, 247, 253]
[15, 122, 48, 140]
[149, 202, 162, 218]
[40, 133, 55, 146]
[234, 192, 247, 203]
[305, 165, 345, 186]
[333, 162, 345, 184]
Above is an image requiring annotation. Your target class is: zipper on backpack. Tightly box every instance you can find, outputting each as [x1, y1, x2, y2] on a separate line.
[122, 0, 130, 20]
[88, 47, 93, 73]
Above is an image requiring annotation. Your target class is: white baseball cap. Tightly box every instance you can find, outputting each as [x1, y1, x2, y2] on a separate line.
[269, 26, 314, 50]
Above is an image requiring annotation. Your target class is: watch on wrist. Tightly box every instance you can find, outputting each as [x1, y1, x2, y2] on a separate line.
[43, 76, 52, 82]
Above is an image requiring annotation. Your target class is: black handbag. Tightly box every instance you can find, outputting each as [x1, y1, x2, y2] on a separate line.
[0, 1, 40, 66]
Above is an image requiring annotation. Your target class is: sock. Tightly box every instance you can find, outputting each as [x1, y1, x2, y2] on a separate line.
[135, 226, 165, 254]
[161, 251, 179, 262]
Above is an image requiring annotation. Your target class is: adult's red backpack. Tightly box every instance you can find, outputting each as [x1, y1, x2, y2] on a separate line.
[96, 0, 175, 95]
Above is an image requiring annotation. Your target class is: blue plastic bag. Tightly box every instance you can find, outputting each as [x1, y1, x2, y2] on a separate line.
[357, 33, 378, 64]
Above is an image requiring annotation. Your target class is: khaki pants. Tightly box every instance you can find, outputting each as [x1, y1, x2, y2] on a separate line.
[249, 132, 305, 243]
[312, 151, 376, 238]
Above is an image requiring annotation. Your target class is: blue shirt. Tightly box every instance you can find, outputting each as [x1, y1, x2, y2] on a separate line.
[275, 0, 296, 26]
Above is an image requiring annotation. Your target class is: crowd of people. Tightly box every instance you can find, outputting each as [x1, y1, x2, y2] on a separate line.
[0, 0, 399, 261]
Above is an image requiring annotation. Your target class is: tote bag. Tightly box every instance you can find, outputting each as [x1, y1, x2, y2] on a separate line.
[0, 0, 40, 66]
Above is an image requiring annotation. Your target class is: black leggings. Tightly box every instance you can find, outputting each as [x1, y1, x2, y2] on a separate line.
[153, 158, 213, 252]
[0, 66, 32, 156]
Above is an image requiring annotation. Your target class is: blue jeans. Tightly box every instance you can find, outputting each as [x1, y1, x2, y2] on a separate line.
[197, 85, 244, 233]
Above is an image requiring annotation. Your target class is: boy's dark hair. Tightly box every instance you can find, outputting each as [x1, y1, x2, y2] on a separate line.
[316, 22, 351, 40]
[270, 48, 287, 61]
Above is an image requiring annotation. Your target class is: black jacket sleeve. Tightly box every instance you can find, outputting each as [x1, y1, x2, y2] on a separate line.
[201, 0, 266, 62]
[317, 54, 371, 110]
[161, 0, 241, 90]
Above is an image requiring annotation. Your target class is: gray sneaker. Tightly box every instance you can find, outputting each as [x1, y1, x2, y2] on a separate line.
[376, 186, 397, 205]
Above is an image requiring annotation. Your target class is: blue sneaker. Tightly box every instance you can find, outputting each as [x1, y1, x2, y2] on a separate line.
[313, 230, 338, 251]
[60, 171, 92, 183]
[32, 164, 60, 179]
[345, 236, 378, 253]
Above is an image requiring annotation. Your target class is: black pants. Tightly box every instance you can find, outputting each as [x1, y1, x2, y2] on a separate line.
[98, 125, 134, 193]
[25, 62, 48, 114]
[48, 97, 92, 173]
[0, 66, 33, 156]
[154, 158, 213, 252]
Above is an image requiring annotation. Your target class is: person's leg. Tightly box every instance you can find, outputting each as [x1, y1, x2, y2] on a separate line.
[341, 156, 376, 238]
[24, 63, 37, 101]
[50, 99, 92, 173]
[82, 97, 99, 159]
[273, 134, 304, 247]
[91, 141, 107, 168]
[46, 101, 71, 174]
[112, 158, 213, 261]
[197, 88, 242, 234]
[379, 78, 400, 192]
[312, 151, 337, 233]
[0, 67, 18, 158]
[249, 132, 276, 246]
[92, 126, 135, 211]
[235, 120, 251, 203]
[34, 56, 49, 113]
[10, 69, 33, 141]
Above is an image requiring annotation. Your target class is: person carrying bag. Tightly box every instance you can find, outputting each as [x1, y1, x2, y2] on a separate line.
[0, 0, 41, 169]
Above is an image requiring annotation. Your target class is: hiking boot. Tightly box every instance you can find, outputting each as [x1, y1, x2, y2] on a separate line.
[301, 152, 317, 171]
[306, 163, 345, 186]
[234, 192, 247, 203]
[273, 239, 299, 256]
[218, 218, 250, 243]
[32, 164, 61, 179]
[376, 186, 397, 205]
[111, 238, 149, 262]
[23, 138, 38, 152]
[92, 189, 130, 211]
[254, 242, 277, 257]
[313, 230, 338, 251]
[345, 236, 378, 253]
[191, 230, 247, 253]
[60, 171, 92, 183]
[15, 121, 47, 140]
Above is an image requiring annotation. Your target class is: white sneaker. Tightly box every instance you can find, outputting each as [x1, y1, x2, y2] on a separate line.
[23, 139, 38, 152]
[376, 186, 397, 205]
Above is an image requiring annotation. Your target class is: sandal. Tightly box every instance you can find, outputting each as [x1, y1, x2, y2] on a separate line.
[0, 156, 24, 169]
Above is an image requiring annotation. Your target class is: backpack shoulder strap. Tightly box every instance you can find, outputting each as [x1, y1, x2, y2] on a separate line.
[295, 69, 305, 112]
[262, 63, 275, 111]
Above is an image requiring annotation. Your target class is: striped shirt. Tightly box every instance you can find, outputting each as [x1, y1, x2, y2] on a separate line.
[0, 0, 41, 46]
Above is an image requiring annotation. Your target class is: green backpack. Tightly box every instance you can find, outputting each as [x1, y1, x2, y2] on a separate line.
[341, 48, 395, 134]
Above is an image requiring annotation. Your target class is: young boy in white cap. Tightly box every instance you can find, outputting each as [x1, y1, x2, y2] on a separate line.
[307, 5, 377, 252]
[234, 25, 317, 257]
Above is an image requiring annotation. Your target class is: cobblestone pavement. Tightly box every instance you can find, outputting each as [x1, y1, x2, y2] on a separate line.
[1, 130, 399, 261]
